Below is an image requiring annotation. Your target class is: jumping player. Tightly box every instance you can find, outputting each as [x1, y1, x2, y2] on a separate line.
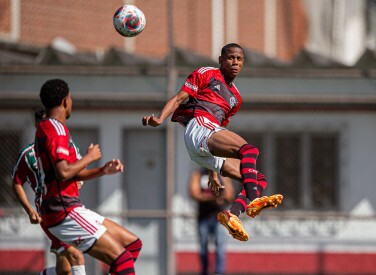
[35, 79, 142, 275]
[142, 43, 283, 241]
[12, 109, 86, 275]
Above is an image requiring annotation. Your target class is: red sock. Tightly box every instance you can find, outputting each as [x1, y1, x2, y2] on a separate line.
[125, 238, 142, 262]
[230, 189, 248, 217]
[109, 250, 135, 275]
[257, 172, 268, 196]
[239, 144, 259, 201]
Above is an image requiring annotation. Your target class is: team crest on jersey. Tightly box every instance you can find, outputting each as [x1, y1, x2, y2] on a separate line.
[230, 96, 237, 108]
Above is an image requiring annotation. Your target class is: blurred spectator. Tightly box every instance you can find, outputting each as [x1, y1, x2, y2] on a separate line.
[189, 167, 235, 275]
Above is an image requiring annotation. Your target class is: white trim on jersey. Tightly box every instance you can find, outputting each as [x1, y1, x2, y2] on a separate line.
[198, 67, 217, 74]
[11, 144, 34, 179]
[24, 151, 40, 191]
[50, 118, 66, 136]
[37, 157, 46, 196]
[232, 83, 240, 93]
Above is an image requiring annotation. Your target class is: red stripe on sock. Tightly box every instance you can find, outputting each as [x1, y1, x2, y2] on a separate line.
[125, 239, 142, 262]
[109, 250, 135, 275]
[257, 172, 268, 190]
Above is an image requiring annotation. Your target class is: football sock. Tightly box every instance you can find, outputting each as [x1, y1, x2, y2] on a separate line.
[239, 144, 260, 201]
[256, 172, 268, 196]
[109, 249, 135, 275]
[125, 238, 142, 262]
[71, 265, 86, 275]
[229, 189, 248, 217]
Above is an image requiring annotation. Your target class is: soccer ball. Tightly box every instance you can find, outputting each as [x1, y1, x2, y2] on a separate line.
[113, 5, 146, 37]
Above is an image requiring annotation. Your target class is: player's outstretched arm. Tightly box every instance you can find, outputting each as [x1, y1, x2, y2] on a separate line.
[12, 184, 42, 224]
[142, 90, 189, 127]
[55, 143, 102, 181]
[75, 159, 124, 181]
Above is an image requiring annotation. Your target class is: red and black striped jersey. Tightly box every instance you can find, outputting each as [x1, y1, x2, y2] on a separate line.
[171, 67, 242, 127]
[35, 118, 82, 227]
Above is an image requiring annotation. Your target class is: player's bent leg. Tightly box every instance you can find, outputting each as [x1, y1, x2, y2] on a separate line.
[102, 219, 142, 261]
[88, 231, 135, 274]
[88, 231, 125, 265]
[246, 194, 283, 218]
[217, 211, 249, 242]
[102, 219, 139, 246]
[62, 246, 85, 266]
[220, 158, 242, 182]
[55, 253, 72, 275]
[61, 246, 86, 275]
[207, 129, 247, 158]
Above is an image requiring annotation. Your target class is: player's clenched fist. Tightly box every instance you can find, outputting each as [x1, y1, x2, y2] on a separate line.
[87, 143, 101, 162]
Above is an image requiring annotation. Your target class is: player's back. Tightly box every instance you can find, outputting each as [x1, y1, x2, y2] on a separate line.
[35, 118, 82, 227]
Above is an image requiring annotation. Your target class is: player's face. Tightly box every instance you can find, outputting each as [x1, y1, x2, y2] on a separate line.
[219, 47, 244, 79]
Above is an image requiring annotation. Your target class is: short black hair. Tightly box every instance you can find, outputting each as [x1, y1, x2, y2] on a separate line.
[34, 109, 46, 123]
[221, 43, 244, 56]
[39, 79, 69, 109]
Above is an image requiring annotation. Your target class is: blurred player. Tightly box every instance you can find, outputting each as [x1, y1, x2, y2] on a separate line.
[189, 167, 234, 275]
[142, 43, 283, 241]
[35, 79, 142, 275]
[12, 109, 86, 275]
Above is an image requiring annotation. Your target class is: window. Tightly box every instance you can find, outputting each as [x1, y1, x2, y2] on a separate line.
[239, 131, 339, 211]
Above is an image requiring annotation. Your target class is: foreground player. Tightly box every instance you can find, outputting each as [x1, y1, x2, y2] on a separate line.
[142, 43, 283, 241]
[12, 109, 86, 275]
[35, 79, 142, 274]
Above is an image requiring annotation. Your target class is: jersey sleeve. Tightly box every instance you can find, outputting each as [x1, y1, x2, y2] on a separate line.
[12, 158, 28, 185]
[48, 130, 71, 163]
[180, 68, 209, 97]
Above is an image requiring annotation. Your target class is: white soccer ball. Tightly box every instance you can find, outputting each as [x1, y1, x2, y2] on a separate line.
[113, 5, 146, 37]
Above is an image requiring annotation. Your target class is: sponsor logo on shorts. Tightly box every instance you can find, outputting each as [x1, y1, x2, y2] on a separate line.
[73, 236, 83, 247]
[56, 147, 69, 156]
[184, 81, 198, 91]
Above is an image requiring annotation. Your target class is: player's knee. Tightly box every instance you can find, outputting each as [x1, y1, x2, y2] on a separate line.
[65, 248, 85, 266]
[55, 253, 73, 275]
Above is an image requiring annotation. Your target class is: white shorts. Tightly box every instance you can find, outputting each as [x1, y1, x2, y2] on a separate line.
[184, 116, 226, 173]
[48, 206, 106, 253]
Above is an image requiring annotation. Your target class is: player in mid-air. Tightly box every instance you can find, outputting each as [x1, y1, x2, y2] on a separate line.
[35, 79, 142, 275]
[142, 43, 283, 241]
[12, 109, 86, 275]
